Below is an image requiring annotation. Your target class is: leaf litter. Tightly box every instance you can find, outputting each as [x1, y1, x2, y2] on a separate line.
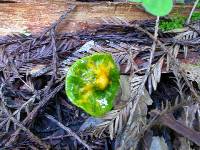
[0, 2, 200, 150]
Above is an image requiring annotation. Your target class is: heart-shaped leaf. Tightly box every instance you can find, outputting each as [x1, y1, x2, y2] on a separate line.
[65, 53, 120, 117]
[143, 0, 173, 16]
[129, 0, 173, 16]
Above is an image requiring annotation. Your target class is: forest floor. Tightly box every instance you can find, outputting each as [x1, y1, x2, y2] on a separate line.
[0, 0, 200, 150]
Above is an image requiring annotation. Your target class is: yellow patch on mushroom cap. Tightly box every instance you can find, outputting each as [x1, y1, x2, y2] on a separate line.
[78, 91, 92, 105]
[86, 61, 114, 91]
[95, 64, 110, 90]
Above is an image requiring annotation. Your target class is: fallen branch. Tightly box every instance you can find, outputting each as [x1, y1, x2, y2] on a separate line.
[186, 0, 200, 24]
[45, 114, 92, 150]
[0, 84, 50, 149]
[5, 82, 64, 147]
[159, 113, 200, 146]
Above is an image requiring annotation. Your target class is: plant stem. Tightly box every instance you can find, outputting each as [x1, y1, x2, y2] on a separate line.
[121, 16, 160, 149]
[186, 0, 200, 24]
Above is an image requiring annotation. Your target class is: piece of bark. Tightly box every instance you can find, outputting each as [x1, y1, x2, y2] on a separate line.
[159, 113, 200, 146]
[0, 2, 192, 36]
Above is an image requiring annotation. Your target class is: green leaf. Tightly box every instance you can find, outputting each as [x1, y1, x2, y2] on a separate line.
[142, 0, 173, 16]
[65, 53, 120, 117]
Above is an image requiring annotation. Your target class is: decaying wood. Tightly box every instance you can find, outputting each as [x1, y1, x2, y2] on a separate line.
[159, 113, 200, 146]
[0, 1, 193, 35]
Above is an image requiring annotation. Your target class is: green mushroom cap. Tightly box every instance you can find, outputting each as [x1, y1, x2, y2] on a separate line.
[65, 53, 120, 117]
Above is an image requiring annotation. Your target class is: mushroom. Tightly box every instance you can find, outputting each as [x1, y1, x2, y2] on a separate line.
[65, 53, 120, 117]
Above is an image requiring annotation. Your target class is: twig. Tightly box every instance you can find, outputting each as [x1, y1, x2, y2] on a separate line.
[4, 6, 77, 146]
[1, 95, 36, 130]
[0, 84, 50, 149]
[50, 29, 59, 79]
[119, 16, 160, 149]
[45, 114, 92, 150]
[159, 113, 200, 146]
[186, 24, 200, 35]
[119, 18, 200, 149]
[42, 134, 70, 141]
[186, 0, 200, 25]
[125, 17, 160, 129]
[3, 47, 34, 92]
[12, 95, 36, 117]
[40, 5, 76, 39]
[56, 97, 62, 123]
[5, 82, 64, 147]
[3, 110, 50, 149]
[124, 97, 196, 149]
[132, 24, 200, 102]
[149, 16, 160, 66]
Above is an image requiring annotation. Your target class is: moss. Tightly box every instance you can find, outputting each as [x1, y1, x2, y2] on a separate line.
[159, 16, 185, 31]
[197, 2, 200, 8]
[191, 12, 200, 21]
[159, 3, 200, 31]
